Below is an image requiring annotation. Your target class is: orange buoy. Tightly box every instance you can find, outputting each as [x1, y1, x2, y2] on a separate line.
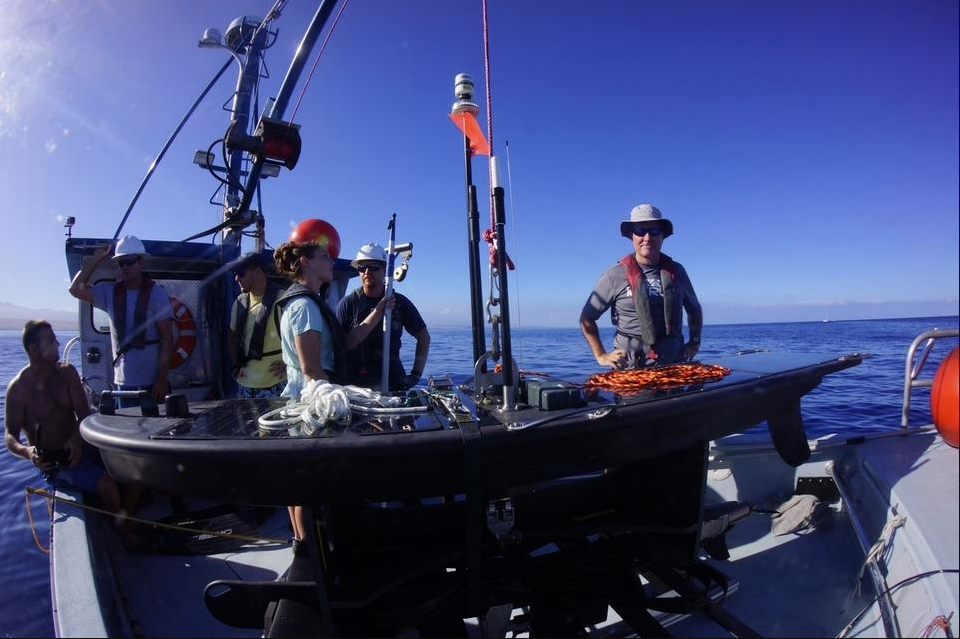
[168, 297, 197, 368]
[930, 347, 959, 447]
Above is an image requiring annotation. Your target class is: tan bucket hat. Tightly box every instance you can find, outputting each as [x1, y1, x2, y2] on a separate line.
[619, 204, 673, 238]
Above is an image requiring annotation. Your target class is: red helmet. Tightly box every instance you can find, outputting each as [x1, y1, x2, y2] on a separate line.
[289, 219, 341, 260]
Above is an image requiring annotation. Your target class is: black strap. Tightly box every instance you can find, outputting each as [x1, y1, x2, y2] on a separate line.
[274, 283, 347, 385]
[459, 418, 483, 619]
[236, 283, 282, 368]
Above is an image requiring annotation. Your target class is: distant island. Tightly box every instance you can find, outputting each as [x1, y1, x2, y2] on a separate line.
[0, 301, 77, 332]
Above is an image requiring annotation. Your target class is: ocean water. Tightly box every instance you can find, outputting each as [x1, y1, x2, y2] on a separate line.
[1, 316, 957, 637]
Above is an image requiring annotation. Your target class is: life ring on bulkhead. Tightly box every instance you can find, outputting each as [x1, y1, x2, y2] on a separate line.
[930, 347, 958, 448]
[169, 297, 197, 368]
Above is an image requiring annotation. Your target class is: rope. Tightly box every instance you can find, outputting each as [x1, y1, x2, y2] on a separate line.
[585, 363, 731, 394]
[257, 379, 426, 434]
[288, 0, 351, 124]
[837, 569, 960, 638]
[481, 0, 494, 161]
[24, 488, 52, 554]
[855, 512, 908, 597]
[920, 612, 954, 638]
[25, 487, 286, 546]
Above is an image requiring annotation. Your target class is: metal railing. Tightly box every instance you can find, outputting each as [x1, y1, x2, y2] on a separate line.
[901, 328, 959, 429]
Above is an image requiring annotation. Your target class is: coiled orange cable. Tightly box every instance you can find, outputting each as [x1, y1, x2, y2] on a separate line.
[585, 363, 731, 394]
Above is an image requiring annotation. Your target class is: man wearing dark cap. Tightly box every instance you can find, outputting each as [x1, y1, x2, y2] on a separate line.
[580, 203, 703, 369]
[228, 252, 287, 397]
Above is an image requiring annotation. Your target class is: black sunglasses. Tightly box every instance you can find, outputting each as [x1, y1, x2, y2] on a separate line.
[117, 256, 141, 267]
[356, 264, 383, 273]
[632, 226, 663, 238]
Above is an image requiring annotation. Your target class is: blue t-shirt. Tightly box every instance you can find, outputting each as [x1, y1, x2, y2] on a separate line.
[279, 296, 334, 398]
[92, 281, 173, 385]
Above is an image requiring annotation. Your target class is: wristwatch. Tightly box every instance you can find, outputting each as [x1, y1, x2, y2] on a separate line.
[690, 336, 701, 344]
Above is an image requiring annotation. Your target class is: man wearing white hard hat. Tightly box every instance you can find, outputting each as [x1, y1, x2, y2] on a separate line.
[69, 235, 174, 406]
[336, 242, 430, 391]
[580, 204, 703, 369]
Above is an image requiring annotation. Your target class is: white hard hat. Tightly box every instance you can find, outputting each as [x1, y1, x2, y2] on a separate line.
[350, 243, 387, 269]
[113, 235, 147, 259]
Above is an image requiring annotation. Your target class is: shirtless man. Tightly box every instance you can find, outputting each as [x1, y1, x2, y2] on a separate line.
[4, 320, 133, 540]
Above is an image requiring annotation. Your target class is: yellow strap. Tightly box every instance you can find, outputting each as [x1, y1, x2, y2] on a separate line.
[25, 487, 287, 545]
[24, 488, 51, 554]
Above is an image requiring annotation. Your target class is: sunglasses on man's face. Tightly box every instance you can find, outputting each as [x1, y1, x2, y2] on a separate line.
[356, 264, 383, 273]
[632, 226, 663, 238]
[117, 257, 141, 267]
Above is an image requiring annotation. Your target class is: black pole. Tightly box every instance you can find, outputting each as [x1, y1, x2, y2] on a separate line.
[465, 142, 486, 367]
[223, 20, 269, 247]
[238, 0, 340, 217]
[492, 184, 513, 391]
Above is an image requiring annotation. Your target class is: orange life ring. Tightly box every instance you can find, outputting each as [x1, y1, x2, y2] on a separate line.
[169, 297, 197, 368]
[930, 347, 958, 448]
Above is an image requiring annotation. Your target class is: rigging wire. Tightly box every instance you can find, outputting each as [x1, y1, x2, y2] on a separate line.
[480, 0, 496, 228]
[288, 0, 352, 125]
[837, 569, 959, 638]
[112, 58, 233, 241]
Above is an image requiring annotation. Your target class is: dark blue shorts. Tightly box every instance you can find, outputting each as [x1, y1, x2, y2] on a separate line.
[238, 380, 286, 399]
[42, 448, 105, 494]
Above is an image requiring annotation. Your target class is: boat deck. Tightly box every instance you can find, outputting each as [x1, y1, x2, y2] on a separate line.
[53, 428, 957, 638]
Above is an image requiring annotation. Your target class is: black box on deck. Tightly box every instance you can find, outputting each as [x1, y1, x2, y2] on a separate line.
[525, 380, 585, 411]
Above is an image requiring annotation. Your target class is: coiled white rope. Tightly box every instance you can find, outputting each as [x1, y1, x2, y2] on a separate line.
[257, 379, 429, 434]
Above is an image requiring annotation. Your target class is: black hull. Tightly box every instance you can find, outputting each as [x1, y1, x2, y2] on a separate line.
[81, 351, 860, 506]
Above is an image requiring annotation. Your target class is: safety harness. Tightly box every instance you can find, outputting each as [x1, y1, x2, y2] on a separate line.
[112, 278, 159, 364]
[274, 283, 347, 385]
[618, 252, 682, 362]
[234, 282, 282, 369]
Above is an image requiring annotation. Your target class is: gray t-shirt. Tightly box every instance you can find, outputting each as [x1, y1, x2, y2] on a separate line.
[582, 256, 702, 365]
[92, 281, 173, 386]
[581, 262, 646, 337]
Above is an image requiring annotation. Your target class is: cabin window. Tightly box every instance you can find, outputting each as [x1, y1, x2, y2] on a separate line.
[92, 307, 111, 334]
[89, 278, 112, 333]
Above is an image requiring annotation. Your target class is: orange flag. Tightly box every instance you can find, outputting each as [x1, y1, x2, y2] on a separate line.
[448, 112, 491, 156]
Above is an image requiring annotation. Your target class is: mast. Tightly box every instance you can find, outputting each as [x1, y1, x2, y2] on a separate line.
[451, 74, 488, 367]
[235, 0, 341, 222]
[222, 16, 269, 248]
[450, 73, 516, 412]
[490, 157, 515, 411]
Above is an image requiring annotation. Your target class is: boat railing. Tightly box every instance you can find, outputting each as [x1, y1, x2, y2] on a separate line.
[901, 328, 959, 428]
[61, 335, 80, 365]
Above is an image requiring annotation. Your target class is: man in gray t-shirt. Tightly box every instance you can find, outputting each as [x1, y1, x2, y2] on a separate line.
[68, 236, 173, 404]
[580, 204, 703, 369]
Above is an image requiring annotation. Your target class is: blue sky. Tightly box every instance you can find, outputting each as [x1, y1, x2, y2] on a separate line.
[0, 0, 957, 327]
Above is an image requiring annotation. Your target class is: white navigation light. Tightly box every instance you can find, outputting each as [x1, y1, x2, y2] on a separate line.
[198, 28, 223, 48]
[451, 72, 479, 116]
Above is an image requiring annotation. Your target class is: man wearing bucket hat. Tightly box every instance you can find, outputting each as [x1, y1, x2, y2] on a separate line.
[227, 252, 287, 398]
[580, 204, 702, 369]
[69, 236, 174, 406]
[336, 242, 430, 391]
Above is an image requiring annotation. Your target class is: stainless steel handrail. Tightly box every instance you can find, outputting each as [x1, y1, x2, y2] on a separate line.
[901, 328, 959, 428]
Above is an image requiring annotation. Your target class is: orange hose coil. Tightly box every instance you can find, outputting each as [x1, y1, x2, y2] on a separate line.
[585, 363, 731, 394]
